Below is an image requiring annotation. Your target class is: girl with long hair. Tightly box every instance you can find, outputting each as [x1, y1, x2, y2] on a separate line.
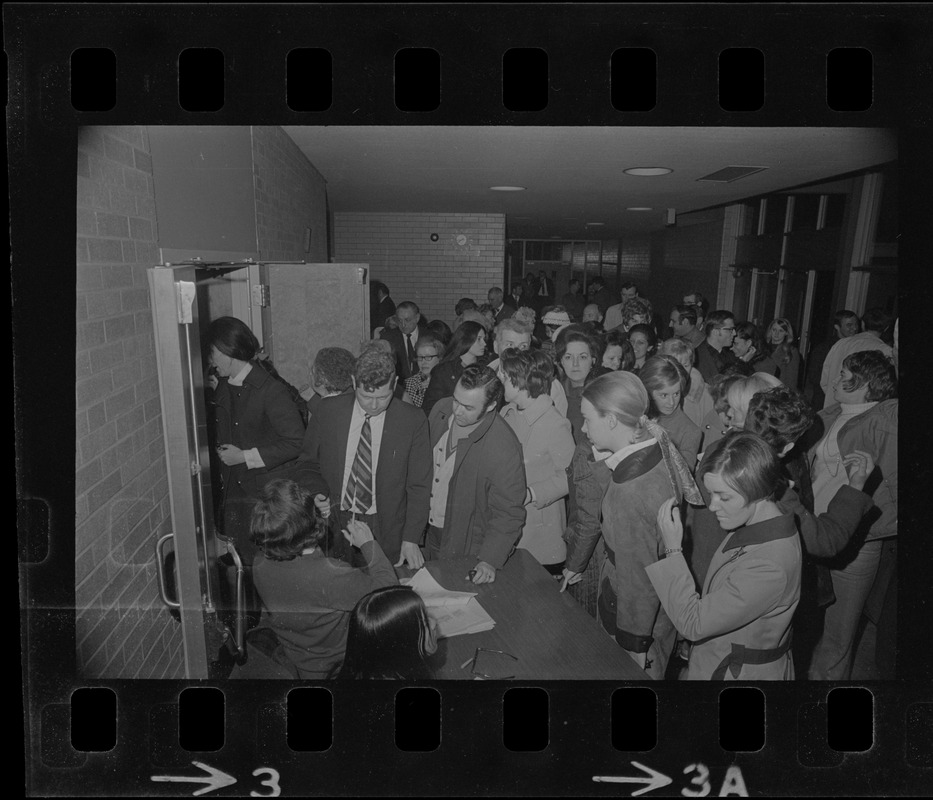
[420, 320, 487, 414]
[766, 318, 801, 389]
[338, 586, 437, 679]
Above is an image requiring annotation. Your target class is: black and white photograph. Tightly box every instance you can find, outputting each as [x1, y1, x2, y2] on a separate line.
[12, 3, 932, 796]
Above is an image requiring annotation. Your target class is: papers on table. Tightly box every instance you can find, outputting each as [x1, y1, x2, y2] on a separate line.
[402, 568, 496, 638]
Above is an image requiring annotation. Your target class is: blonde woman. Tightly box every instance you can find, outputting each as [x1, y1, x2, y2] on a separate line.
[766, 318, 801, 390]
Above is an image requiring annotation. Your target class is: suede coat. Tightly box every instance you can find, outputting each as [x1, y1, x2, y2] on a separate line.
[598, 443, 680, 679]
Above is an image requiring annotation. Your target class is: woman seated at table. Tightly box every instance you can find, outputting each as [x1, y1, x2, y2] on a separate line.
[249, 479, 398, 680]
[648, 431, 802, 680]
[579, 371, 702, 679]
[338, 586, 437, 680]
[498, 348, 576, 575]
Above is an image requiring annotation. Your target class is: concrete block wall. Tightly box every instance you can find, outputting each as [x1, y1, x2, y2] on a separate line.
[647, 208, 726, 320]
[251, 126, 328, 262]
[75, 126, 185, 679]
[333, 212, 506, 325]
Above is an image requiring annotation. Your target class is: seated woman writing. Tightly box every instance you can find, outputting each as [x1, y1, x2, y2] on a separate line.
[648, 431, 802, 680]
[249, 479, 398, 680]
[338, 586, 437, 680]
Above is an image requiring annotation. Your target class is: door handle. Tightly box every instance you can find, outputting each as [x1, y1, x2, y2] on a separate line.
[155, 533, 181, 609]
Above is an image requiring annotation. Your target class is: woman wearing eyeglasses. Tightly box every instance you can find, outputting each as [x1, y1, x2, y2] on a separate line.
[402, 335, 443, 409]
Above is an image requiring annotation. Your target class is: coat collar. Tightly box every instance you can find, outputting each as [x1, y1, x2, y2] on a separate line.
[611, 442, 663, 484]
[502, 393, 553, 426]
[722, 513, 797, 551]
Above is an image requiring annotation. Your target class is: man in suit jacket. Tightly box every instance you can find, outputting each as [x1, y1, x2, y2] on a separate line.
[487, 286, 514, 325]
[370, 281, 396, 335]
[694, 310, 741, 383]
[380, 300, 426, 383]
[298, 345, 432, 569]
[425, 365, 527, 584]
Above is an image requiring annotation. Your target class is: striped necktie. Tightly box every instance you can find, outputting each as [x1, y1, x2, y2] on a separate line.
[344, 415, 373, 512]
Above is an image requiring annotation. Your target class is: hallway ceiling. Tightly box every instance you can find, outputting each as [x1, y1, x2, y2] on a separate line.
[283, 126, 896, 240]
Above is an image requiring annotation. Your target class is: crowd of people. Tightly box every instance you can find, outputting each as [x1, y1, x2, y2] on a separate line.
[206, 275, 898, 682]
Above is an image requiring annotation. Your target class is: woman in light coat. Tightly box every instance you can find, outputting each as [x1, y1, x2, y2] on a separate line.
[498, 348, 576, 574]
[649, 431, 802, 680]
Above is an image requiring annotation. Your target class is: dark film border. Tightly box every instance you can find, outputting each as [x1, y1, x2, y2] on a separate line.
[10, 3, 933, 796]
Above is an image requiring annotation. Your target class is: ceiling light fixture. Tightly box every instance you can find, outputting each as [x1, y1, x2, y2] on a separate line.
[623, 167, 673, 177]
[626, 207, 654, 211]
[489, 185, 526, 191]
[585, 222, 605, 226]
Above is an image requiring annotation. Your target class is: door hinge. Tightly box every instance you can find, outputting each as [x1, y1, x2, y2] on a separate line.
[252, 284, 270, 307]
[175, 281, 196, 324]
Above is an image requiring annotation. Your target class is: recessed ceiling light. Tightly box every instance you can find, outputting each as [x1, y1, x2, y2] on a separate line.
[585, 222, 605, 226]
[626, 207, 654, 211]
[623, 168, 673, 177]
[489, 185, 526, 192]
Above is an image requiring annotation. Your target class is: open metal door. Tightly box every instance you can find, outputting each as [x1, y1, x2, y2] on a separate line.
[147, 264, 224, 679]
[259, 262, 371, 389]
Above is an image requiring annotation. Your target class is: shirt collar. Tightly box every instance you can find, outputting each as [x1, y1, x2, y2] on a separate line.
[228, 362, 253, 386]
[605, 436, 656, 471]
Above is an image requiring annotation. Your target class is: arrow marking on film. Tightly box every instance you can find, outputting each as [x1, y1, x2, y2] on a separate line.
[151, 761, 237, 796]
[593, 761, 673, 796]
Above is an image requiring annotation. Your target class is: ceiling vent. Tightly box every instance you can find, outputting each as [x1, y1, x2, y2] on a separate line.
[696, 166, 768, 183]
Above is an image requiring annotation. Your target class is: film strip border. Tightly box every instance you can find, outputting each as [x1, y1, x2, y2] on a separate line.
[11, 3, 933, 797]
[7, 4, 930, 127]
[33, 682, 933, 795]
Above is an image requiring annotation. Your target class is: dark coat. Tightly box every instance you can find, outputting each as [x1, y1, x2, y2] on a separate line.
[297, 393, 432, 562]
[421, 359, 464, 416]
[212, 365, 306, 559]
[427, 399, 527, 569]
[694, 340, 740, 383]
[381, 324, 427, 381]
[371, 295, 396, 334]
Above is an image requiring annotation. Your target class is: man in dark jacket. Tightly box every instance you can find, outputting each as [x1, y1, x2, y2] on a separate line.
[694, 310, 741, 383]
[370, 281, 396, 335]
[381, 300, 427, 383]
[425, 365, 527, 584]
[298, 345, 432, 569]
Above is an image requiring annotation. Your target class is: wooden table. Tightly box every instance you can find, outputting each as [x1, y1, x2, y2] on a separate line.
[399, 549, 648, 681]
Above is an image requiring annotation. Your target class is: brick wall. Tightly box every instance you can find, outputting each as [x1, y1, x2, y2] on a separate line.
[333, 212, 506, 325]
[75, 126, 185, 679]
[251, 126, 328, 262]
[647, 208, 726, 320]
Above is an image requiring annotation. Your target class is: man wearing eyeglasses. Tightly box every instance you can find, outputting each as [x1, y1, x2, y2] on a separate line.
[381, 300, 426, 385]
[694, 310, 741, 383]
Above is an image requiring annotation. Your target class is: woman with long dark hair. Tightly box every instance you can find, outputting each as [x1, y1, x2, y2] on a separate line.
[421, 320, 487, 414]
[338, 586, 437, 679]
